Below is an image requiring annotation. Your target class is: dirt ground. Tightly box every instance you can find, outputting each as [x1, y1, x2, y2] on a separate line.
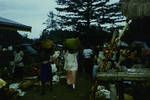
[20, 75, 92, 100]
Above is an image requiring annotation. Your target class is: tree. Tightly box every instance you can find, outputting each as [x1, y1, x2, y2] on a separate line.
[44, 11, 58, 31]
[40, 29, 50, 40]
[55, 0, 125, 33]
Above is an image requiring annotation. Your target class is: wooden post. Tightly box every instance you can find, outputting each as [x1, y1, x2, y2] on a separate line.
[118, 81, 124, 100]
[110, 84, 117, 100]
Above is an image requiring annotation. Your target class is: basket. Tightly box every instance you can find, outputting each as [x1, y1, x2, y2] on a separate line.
[64, 38, 80, 50]
[40, 39, 55, 49]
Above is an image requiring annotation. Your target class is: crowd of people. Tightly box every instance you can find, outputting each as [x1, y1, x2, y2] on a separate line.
[0, 40, 150, 98]
[0, 45, 24, 80]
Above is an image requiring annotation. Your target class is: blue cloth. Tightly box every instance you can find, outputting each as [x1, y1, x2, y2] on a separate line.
[92, 65, 99, 79]
[40, 63, 52, 82]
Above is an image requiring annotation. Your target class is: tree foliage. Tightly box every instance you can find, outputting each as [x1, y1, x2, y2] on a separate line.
[44, 11, 59, 30]
[41, 0, 126, 45]
[54, 0, 125, 33]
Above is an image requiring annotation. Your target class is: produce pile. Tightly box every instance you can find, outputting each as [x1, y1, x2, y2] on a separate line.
[64, 38, 80, 50]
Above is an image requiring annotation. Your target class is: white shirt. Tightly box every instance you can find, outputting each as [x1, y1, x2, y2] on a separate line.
[83, 48, 93, 59]
[64, 51, 78, 71]
[14, 50, 24, 66]
[97, 51, 105, 65]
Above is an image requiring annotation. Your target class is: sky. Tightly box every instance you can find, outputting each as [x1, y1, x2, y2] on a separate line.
[0, 0, 119, 39]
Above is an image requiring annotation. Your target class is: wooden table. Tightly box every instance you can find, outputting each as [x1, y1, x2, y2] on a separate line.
[95, 68, 150, 100]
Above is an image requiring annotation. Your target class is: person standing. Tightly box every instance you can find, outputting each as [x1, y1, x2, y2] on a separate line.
[13, 47, 24, 81]
[39, 39, 54, 95]
[64, 49, 78, 90]
[82, 45, 94, 79]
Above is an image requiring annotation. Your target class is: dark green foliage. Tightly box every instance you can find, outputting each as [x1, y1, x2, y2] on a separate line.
[55, 0, 125, 32]
[44, 11, 58, 30]
[40, 29, 79, 43]
[42, 0, 125, 45]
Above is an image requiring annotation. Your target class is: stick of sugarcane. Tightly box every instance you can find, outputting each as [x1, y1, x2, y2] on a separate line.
[118, 20, 132, 40]
[114, 20, 132, 47]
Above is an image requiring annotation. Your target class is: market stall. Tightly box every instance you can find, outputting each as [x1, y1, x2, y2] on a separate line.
[93, 68, 150, 100]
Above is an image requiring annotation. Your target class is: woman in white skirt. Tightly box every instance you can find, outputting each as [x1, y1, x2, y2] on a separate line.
[64, 50, 78, 90]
